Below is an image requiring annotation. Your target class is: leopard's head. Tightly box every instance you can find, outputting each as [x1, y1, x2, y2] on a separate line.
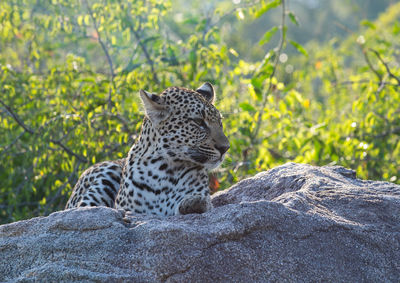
[140, 83, 229, 170]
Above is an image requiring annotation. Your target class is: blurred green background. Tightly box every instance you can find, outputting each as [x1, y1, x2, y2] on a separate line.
[1, 0, 399, 224]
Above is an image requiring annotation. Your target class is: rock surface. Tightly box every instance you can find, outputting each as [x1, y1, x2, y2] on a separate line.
[1, 163, 400, 282]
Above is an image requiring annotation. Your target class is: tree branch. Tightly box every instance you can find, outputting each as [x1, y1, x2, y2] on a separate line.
[369, 48, 400, 86]
[206, 1, 260, 32]
[361, 48, 382, 82]
[0, 98, 88, 163]
[117, 0, 159, 84]
[0, 130, 26, 156]
[252, 0, 286, 140]
[83, 0, 115, 109]
[130, 28, 160, 84]
[0, 98, 35, 134]
[49, 139, 88, 163]
[331, 79, 399, 88]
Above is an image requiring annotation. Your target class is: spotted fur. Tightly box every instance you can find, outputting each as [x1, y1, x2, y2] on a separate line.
[65, 83, 229, 216]
[65, 159, 125, 208]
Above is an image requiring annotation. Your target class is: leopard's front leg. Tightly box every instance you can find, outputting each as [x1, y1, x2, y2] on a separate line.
[177, 194, 212, 215]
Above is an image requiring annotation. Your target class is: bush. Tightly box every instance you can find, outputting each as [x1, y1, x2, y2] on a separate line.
[1, 0, 399, 223]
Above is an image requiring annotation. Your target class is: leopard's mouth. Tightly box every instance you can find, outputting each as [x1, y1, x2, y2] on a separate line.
[188, 147, 224, 169]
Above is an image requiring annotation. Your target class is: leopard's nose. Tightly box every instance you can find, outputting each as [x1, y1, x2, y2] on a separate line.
[215, 144, 230, 155]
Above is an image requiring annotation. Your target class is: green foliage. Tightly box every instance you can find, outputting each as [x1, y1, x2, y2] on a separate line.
[1, 0, 399, 224]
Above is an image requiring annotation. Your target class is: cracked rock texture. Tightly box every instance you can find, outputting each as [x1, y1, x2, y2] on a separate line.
[1, 163, 400, 282]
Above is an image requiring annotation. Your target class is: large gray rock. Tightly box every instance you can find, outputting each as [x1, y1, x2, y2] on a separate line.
[1, 163, 399, 282]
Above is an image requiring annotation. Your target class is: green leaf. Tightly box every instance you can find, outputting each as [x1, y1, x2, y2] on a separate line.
[288, 12, 299, 26]
[251, 76, 263, 90]
[255, 0, 281, 18]
[84, 15, 90, 25]
[393, 21, 400, 35]
[111, 36, 117, 45]
[259, 26, 278, 45]
[289, 40, 308, 57]
[360, 20, 376, 29]
[239, 102, 256, 112]
[188, 50, 197, 64]
[77, 15, 83, 26]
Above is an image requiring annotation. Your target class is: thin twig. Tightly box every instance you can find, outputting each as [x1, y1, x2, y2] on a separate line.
[0, 130, 26, 155]
[0, 98, 35, 134]
[331, 79, 399, 88]
[369, 48, 400, 86]
[117, 0, 159, 84]
[0, 98, 88, 163]
[334, 21, 353, 35]
[207, 1, 260, 32]
[83, 0, 115, 109]
[361, 48, 382, 82]
[376, 77, 387, 96]
[49, 139, 88, 163]
[131, 29, 159, 83]
[252, 0, 286, 140]
[92, 111, 135, 134]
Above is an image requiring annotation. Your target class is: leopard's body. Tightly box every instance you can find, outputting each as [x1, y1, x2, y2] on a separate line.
[65, 159, 125, 208]
[65, 83, 229, 216]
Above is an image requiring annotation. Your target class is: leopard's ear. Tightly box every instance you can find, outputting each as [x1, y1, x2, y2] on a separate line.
[139, 89, 169, 125]
[196, 82, 215, 104]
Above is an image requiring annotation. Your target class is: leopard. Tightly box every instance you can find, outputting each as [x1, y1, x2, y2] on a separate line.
[65, 82, 229, 216]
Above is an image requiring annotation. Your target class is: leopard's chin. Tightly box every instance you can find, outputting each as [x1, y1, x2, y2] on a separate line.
[204, 162, 220, 170]
[204, 156, 225, 170]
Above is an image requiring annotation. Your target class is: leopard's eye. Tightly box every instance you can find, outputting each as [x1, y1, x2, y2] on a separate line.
[192, 118, 208, 130]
